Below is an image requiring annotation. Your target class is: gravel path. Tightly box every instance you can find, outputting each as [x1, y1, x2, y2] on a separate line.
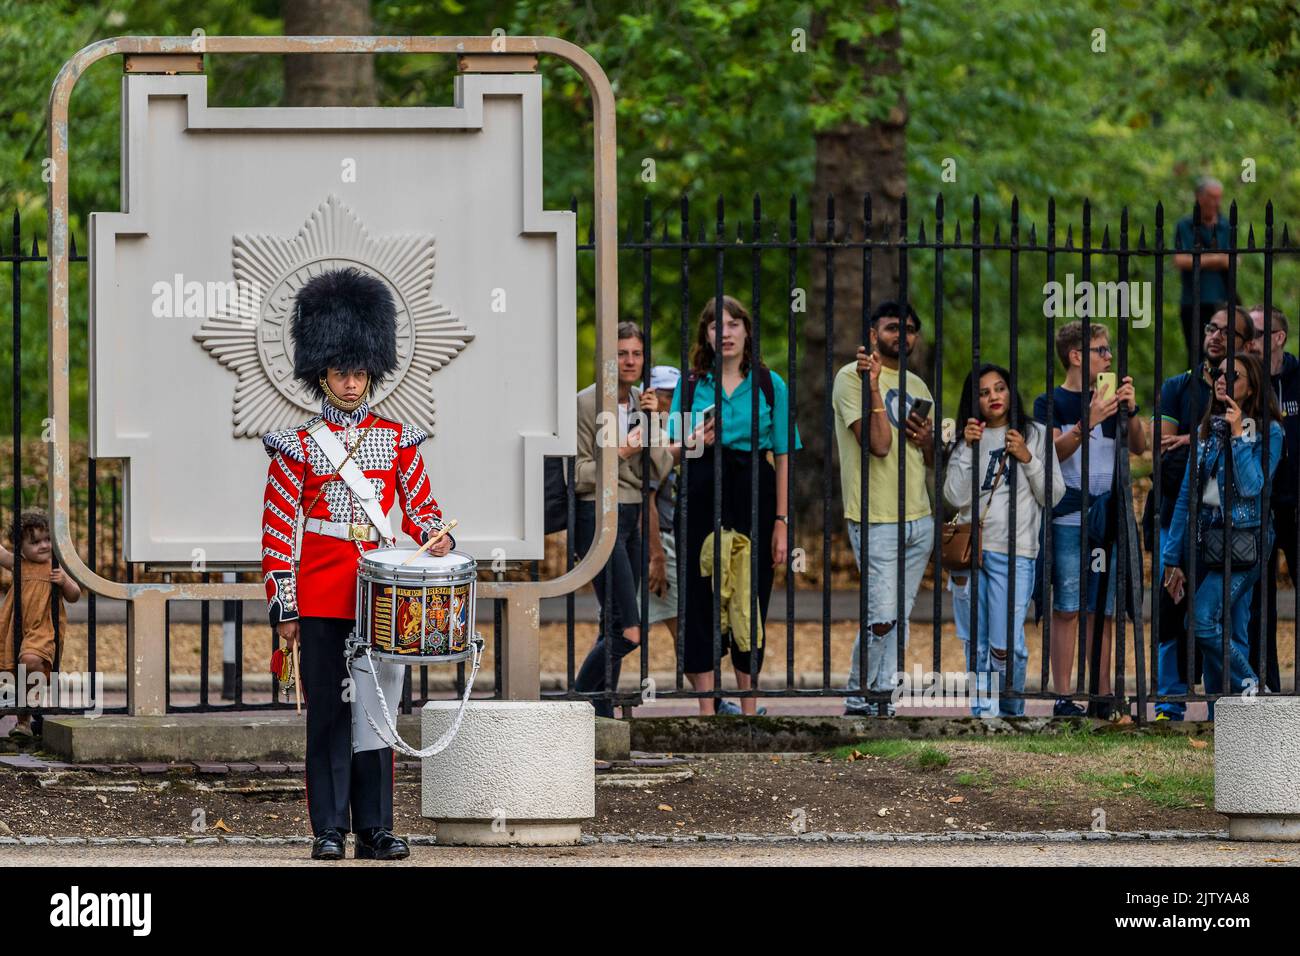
[1, 838, 1295, 867]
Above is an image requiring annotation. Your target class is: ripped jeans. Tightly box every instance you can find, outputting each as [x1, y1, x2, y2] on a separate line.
[963, 551, 1035, 718]
[845, 518, 935, 710]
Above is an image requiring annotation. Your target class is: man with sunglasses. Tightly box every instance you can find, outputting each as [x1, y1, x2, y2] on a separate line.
[1245, 305, 1299, 694]
[1150, 306, 1254, 719]
[1034, 322, 1145, 718]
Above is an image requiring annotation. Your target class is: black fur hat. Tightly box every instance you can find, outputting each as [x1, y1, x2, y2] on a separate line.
[290, 267, 398, 400]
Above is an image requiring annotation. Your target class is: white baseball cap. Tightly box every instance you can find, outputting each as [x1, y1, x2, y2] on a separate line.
[650, 365, 681, 391]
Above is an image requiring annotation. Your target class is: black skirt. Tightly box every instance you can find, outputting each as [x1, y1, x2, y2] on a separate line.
[677, 444, 776, 674]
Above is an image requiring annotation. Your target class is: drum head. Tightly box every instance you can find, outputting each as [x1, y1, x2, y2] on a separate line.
[360, 547, 477, 582]
[366, 548, 473, 572]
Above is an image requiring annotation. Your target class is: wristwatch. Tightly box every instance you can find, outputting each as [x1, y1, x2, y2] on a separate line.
[775, 515, 789, 525]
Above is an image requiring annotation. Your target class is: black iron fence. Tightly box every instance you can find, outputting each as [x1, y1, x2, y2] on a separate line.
[3, 195, 1298, 720]
[555, 193, 1299, 722]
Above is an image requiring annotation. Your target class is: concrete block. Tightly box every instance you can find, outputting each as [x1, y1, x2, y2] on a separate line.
[594, 716, 630, 761]
[40, 713, 424, 763]
[1215, 696, 1300, 841]
[421, 700, 594, 846]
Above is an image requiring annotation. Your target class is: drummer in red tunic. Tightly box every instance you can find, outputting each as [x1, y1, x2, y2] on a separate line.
[260, 267, 454, 862]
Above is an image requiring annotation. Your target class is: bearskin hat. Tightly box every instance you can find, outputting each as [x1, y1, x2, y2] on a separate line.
[290, 267, 399, 400]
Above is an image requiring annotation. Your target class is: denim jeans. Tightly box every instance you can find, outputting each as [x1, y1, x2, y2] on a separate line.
[1050, 522, 1117, 615]
[964, 551, 1035, 718]
[950, 573, 971, 643]
[1192, 564, 1261, 716]
[1153, 545, 1191, 719]
[845, 518, 934, 710]
[1155, 640, 1189, 720]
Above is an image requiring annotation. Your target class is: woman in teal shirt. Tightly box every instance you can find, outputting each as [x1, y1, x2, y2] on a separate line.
[666, 294, 802, 715]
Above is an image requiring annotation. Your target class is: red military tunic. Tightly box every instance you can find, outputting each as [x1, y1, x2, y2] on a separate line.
[260, 400, 450, 624]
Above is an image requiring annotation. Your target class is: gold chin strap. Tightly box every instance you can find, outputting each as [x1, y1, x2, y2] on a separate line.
[320, 376, 370, 412]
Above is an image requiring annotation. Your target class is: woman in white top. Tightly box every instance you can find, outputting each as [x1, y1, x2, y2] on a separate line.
[944, 364, 1065, 717]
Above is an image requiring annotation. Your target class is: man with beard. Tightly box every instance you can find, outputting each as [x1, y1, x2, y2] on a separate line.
[1150, 305, 1254, 719]
[832, 301, 935, 717]
[1245, 304, 1299, 693]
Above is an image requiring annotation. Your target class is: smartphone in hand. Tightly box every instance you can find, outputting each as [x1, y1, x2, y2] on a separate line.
[1095, 372, 1117, 403]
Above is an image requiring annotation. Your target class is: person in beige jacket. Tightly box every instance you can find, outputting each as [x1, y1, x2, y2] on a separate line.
[572, 322, 672, 717]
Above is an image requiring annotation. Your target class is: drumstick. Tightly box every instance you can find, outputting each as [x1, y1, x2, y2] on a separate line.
[292, 644, 302, 713]
[401, 519, 458, 565]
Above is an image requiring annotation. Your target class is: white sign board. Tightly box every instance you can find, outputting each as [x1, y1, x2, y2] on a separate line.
[90, 72, 576, 563]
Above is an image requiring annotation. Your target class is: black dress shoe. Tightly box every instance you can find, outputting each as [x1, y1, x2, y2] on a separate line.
[311, 829, 346, 861]
[355, 828, 410, 861]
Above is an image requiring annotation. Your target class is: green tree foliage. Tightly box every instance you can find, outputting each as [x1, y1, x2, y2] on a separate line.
[2, 0, 1298, 436]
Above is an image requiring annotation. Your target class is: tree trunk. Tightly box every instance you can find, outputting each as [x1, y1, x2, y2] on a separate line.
[796, 1, 908, 535]
[282, 0, 376, 107]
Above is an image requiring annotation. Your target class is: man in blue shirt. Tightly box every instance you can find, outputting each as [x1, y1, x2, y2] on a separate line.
[1173, 176, 1232, 361]
[1246, 305, 1300, 692]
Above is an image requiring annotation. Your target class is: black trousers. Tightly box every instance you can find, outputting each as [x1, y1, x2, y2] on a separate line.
[680, 445, 776, 675]
[1248, 502, 1297, 692]
[299, 616, 393, 836]
[573, 499, 643, 718]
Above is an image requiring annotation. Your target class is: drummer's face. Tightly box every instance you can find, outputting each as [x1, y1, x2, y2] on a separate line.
[327, 367, 369, 401]
[617, 337, 644, 386]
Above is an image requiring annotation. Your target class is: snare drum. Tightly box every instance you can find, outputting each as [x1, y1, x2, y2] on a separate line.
[355, 548, 477, 664]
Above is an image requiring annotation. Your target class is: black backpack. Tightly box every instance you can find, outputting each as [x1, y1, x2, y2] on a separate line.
[543, 457, 570, 534]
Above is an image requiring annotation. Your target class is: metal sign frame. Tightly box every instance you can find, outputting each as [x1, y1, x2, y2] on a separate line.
[47, 35, 619, 713]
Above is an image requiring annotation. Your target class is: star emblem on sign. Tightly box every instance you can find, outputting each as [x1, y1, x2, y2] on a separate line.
[193, 194, 473, 438]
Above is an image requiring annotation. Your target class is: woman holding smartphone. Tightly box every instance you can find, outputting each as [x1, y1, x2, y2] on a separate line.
[666, 295, 801, 715]
[1161, 352, 1284, 706]
[944, 364, 1065, 717]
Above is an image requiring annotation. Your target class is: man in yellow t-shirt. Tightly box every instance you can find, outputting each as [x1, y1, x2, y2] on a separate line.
[831, 301, 935, 716]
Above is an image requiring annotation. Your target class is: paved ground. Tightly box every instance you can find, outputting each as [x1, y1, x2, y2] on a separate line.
[1, 839, 1295, 866]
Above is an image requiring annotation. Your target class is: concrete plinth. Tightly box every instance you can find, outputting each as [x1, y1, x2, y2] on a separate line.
[1214, 696, 1300, 841]
[421, 700, 594, 846]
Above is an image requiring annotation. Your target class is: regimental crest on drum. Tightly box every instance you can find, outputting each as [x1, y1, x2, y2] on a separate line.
[373, 584, 469, 657]
[193, 194, 476, 439]
[358, 548, 476, 664]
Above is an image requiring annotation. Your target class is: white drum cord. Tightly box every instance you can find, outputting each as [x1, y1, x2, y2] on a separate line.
[350, 637, 484, 759]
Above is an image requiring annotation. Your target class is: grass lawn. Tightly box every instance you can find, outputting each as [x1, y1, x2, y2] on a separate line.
[827, 727, 1214, 813]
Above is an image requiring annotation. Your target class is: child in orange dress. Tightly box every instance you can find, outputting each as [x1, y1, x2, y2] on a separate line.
[0, 508, 81, 738]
